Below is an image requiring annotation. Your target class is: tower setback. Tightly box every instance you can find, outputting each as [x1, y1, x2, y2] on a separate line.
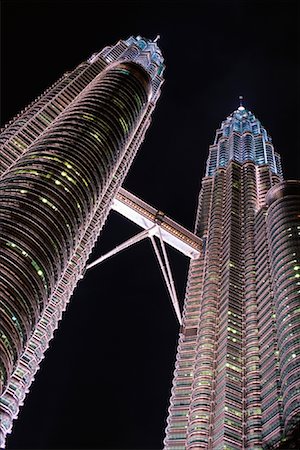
[164, 106, 300, 449]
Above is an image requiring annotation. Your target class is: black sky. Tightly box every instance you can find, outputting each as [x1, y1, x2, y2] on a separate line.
[1, 1, 299, 449]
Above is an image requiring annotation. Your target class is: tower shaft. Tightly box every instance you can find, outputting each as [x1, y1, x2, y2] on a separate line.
[164, 107, 300, 449]
[0, 36, 165, 445]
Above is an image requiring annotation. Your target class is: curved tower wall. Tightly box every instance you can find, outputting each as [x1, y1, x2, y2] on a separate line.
[0, 35, 164, 179]
[266, 181, 300, 435]
[0, 36, 164, 445]
[0, 59, 108, 176]
[0, 61, 151, 392]
[254, 206, 283, 445]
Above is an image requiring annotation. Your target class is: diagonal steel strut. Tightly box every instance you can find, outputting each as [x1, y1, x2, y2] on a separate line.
[86, 225, 156, 270]
[85, 225, 182, 325]
[149, 235, 182, 325]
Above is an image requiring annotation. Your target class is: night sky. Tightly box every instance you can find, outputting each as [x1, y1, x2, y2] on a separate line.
[1, 1, 299, 448]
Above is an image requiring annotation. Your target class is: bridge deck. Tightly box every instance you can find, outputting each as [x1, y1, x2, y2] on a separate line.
[112, 187, 202, 259]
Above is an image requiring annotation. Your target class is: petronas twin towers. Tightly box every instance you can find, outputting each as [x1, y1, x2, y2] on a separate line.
[0, 36, 299, 449]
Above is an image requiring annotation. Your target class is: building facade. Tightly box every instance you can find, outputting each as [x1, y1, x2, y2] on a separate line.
[0, 36, 164, 446]
[164, 105, 300, 449]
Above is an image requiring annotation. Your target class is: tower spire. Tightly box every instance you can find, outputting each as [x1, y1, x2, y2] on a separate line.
[239, 95, 244, 107]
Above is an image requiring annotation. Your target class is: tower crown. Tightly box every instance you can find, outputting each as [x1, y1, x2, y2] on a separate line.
[124, 35, 165, 75]
[228, 106, 257, 125]
[227, 97, 257, 125]
[220, 103, 270, 140]
[88, 36, 165, 95]
[205, 101, 283, 177]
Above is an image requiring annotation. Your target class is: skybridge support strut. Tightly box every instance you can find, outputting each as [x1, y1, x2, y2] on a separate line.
[86, 226, 156, 270]
[149, 234, 182, 325]
[85, 225, 182, 325]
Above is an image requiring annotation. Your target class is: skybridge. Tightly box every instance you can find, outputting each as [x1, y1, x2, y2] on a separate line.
[86, 188, 202, 325]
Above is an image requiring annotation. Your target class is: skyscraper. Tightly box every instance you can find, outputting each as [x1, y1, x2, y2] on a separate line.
[164, 103, 300, 449]
[0, 36, 164, 446]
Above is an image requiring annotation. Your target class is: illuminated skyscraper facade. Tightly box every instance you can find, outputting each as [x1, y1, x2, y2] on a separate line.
[0, 36, 164, 446]
[164, 105, 300, 449]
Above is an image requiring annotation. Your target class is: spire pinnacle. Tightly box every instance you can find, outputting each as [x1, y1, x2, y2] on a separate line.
[238, 95, 245, 111]
[153, 35, 160, 43]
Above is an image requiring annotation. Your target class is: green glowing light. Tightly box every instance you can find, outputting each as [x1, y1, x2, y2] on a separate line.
[118, 69, 130, 75]
[83, 114, 95, 121]
[119, 117, 129, 133]
[90, 132, 102, 143]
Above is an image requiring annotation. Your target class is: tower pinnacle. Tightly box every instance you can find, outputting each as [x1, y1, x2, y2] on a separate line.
[153, 35, 160, 43]
[238, 95, 245, 110]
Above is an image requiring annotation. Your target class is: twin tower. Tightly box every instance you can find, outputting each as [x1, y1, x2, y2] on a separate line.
[0, 36, 299, 449]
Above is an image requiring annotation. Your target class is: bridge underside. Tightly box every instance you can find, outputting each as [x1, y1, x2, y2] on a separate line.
[86, 187, 202, 325]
